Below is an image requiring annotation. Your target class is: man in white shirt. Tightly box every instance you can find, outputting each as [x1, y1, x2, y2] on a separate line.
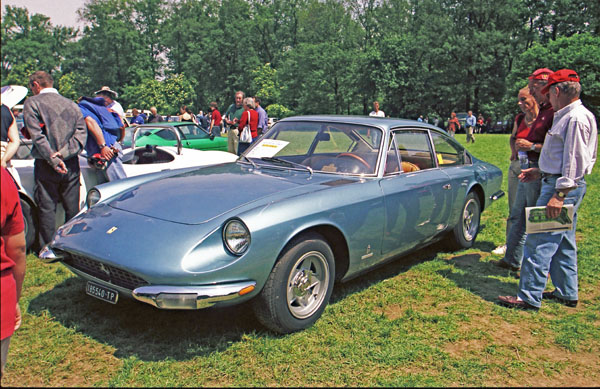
[95, 86, 126, 124]
[369, 101, 385, 117]
[499, 69, 597, 310]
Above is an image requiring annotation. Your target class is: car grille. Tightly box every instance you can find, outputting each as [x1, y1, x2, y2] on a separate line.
[63, 252, 149, 290]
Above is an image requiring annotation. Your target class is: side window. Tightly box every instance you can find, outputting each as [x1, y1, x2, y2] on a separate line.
[431, 132, 465, 166]
[390, 130, 435, 172]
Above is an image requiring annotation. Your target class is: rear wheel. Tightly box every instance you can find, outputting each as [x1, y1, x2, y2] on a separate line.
[20, 199, 38, 252]
[447, 192, 480, 250]
[253, 233, 335, 334]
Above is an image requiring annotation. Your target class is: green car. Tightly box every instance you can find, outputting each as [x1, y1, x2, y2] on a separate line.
[123, 122, 228, 151]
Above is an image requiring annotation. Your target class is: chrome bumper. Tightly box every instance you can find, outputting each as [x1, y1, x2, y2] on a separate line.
[490, 190, 505, 201]
[38, 245, 64, 263]
[133, 281, 257, 309]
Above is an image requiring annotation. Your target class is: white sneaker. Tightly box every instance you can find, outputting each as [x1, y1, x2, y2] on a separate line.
[492, 245, 507, 255]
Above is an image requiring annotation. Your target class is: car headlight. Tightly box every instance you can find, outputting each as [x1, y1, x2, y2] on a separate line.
[223, 219, 250, 255]
[86, 188, 101, 207]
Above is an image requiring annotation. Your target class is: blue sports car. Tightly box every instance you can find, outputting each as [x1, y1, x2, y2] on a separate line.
[41, 116, 503, 333]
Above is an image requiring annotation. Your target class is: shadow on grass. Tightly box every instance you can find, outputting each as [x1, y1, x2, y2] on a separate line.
[437, 253, 518, 302]
[26, 239, 499, 362]
[28, 276, 261, 362]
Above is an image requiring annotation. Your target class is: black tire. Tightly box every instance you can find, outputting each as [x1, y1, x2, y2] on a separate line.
[20, 199, 38, 252]
[447, 192, 480, 250]
[253, 232, 335, 334]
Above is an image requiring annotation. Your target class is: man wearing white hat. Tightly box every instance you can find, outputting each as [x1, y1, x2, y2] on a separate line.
[95, 86, 126, 124]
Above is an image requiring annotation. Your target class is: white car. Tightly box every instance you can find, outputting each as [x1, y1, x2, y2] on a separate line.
[9, 126, 238, 250]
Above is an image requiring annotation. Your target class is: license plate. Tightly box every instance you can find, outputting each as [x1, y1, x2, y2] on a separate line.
[86, 281, 119, 304]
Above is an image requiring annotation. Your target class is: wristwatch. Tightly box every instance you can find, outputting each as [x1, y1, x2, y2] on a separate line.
[555, 191, 566, 199]
[99, 144, 106, 149]
[530, 143, 537, 151]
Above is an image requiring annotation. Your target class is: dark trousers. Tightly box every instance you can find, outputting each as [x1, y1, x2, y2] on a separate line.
[34, 157, 81, 247]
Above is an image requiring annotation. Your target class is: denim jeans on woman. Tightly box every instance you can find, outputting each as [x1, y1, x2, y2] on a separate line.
[517, 176, 586, 307]
[502, 161, 541, 268]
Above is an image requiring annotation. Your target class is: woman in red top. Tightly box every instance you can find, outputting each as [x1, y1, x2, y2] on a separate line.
[447, 112, 460, 137]
[511, 86, 539, 161]
[209, 101, 222, 137]
[1, 167, 26, 376]
[492, 86, 538, 255]
[236, 97, 259, 155]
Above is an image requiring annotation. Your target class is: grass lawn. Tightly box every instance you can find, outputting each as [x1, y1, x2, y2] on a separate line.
[3, 134, 599, 387]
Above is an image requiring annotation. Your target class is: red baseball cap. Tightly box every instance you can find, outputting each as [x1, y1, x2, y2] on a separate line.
[541, 69, 580, 94]
[528, 68, 553, 81]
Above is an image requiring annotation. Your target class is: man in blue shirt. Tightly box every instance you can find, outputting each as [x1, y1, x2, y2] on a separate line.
[465, 110, 476, 143]
[130, 108, 145, 125]
[78, 96, 127, 182]
[254, 97, 268, 137]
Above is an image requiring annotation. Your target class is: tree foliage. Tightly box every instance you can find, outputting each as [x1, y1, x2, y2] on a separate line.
[2, 0, 599, 120]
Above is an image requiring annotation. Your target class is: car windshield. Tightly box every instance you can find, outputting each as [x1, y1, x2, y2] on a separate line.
[245, 120, 382, 175]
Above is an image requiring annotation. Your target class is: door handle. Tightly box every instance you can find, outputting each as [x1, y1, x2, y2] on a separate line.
[443, 184, 451, 190]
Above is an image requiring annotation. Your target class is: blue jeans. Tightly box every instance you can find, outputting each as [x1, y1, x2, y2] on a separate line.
[506, 159, 521, 239]
[502, 161, 541, 268]
[517, 176, 587, 307]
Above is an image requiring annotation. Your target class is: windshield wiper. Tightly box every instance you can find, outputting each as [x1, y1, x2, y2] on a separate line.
[260, 157, 313, 176]
[241, 154, 258, 168]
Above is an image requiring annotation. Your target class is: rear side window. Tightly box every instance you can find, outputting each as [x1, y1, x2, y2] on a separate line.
[386, 130, 435, 173]
[430, 132, 465, 166]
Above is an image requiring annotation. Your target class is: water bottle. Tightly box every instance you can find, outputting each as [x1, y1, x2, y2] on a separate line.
[518, 151, 529, 170]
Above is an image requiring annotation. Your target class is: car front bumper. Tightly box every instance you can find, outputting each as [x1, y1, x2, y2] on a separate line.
[132, 282, 256, 309]
[39, 245, 256, 310]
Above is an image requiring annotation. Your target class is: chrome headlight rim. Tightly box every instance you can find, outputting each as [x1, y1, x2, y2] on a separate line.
[86, 188, 101, 208]
[222, 219, 251, 256]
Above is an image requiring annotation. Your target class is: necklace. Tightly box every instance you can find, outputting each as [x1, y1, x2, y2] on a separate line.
[524, 114, 536, 126]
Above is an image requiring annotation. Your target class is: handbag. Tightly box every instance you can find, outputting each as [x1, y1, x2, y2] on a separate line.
[240, 111, 252, 143]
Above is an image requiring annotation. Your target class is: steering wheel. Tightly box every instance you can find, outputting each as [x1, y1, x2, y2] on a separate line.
[335, 153, 371, 170]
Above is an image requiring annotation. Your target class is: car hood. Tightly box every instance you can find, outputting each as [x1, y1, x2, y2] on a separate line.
[106, 162, 358, 224]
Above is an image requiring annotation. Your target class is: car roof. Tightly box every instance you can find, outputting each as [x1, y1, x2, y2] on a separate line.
[278, 115, 443, 132]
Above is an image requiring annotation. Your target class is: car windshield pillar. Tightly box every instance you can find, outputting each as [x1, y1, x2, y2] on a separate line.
[132, 125, 183, 155]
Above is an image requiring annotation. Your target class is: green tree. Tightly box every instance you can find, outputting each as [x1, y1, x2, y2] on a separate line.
[67, 0, 160, 103]
[1, 5, 77, 85]
[251, 63, 280, 105]
[123, 73, 195, 115]
[506, 33, 600, 116]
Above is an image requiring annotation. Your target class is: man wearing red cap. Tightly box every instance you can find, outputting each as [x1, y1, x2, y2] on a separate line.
[499, 69, 597, 310]
[492, 68, 554, 274]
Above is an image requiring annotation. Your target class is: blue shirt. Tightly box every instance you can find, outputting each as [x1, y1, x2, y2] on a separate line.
[466, 115, 476, 127]
[79, 98, 123, 155]
[130, 114, 145, 125]
[255, 105, 268, 130]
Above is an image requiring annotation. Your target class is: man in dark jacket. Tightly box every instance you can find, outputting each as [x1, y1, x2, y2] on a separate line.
[23, 71, 87, 249]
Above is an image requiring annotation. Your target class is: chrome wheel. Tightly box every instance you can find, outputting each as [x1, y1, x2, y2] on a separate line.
[287, 250, 330, 319]
[462, 197, 480, 242]
[253, 233, 335, 333]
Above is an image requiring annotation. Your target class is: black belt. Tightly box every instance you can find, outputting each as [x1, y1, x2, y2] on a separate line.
[541, 172, 560, 178]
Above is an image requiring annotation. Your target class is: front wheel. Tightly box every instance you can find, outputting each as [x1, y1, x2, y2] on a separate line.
[253, 233, 335, 334]
[447, 192, 480, 250]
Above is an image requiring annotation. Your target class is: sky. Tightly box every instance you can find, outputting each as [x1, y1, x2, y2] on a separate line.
[3, 0, 86, 28]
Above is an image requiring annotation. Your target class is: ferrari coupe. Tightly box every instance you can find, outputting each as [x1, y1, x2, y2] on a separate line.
[41, 116, 503, 333]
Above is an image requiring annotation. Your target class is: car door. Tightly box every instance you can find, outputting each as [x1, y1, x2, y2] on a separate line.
[429, 131, 474, 227]
[182, 124, 227, 151]
[379, 129, 453, 257]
